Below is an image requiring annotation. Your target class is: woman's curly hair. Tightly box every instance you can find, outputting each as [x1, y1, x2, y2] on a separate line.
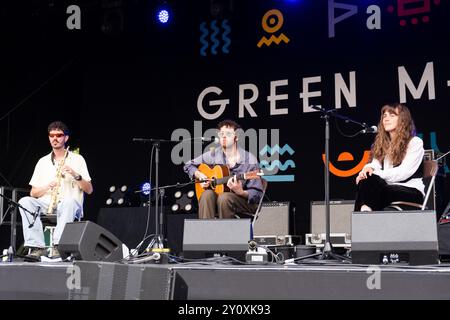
[371, 103, 416, 166]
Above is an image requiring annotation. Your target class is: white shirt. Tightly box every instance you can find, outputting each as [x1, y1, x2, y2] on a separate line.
[363, 136, 425, 195]
[29, 151, 92, 206]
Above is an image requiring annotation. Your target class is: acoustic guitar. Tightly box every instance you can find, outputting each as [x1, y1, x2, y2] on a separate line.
[195, 163, 263, 201]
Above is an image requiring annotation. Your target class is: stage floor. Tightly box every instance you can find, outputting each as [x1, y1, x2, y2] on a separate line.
[1, 259, 450, 300]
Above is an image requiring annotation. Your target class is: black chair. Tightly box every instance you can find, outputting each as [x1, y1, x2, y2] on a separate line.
[234, 178, 268, 227]
[387, 159, 439, 211]
[41, 211, 82, 257]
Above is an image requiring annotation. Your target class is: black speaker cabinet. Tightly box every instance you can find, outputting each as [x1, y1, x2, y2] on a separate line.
[59, 221, 123, 262]
[182, 219, 251, 261]
[96, 206, 196, 254]
[438, 222, 450, 259]
[352, 210, 439, 265]
[253, 201, 295, 236]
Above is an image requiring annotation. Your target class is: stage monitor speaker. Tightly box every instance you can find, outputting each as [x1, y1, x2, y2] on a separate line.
[352, 210, 439, 265]
[59, 221, 123, 262]
[183, 219, 251, 261]
[310, 200, 354, 234]
[253, 201, 295, 236]
[438, 222, 450, 259]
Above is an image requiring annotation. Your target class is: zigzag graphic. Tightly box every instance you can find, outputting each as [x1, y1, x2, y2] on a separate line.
[260, 160, 296, 171]
[257, 33, 290, 48]
[199, 22, 209, 56]
[260, 144, 295, 156]
[221, 19, 231, 54]
[210, 20, 220, 55]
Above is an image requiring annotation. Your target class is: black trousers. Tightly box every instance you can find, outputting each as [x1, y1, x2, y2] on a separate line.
[355, 174, 424, 211]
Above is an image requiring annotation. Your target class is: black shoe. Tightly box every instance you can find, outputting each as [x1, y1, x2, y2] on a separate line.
[25, 247, 47, 262]
[51, 246, 60, 259]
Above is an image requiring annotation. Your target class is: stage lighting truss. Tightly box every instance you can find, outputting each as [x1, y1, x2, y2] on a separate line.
[171, 189, 196, 213]
[105, 184, 130, 206]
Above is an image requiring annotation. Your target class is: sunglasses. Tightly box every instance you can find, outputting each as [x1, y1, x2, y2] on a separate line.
[49, 133, 65, 138]
[218, 132, 235, 138]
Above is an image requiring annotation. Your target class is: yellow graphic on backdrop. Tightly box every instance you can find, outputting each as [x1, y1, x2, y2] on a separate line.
[257, 9, 290, 48]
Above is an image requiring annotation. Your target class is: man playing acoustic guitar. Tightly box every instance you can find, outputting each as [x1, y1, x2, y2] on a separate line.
[184, 120, 264, 219]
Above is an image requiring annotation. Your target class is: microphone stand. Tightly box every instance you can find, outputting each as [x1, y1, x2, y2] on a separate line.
[133, 138, 175, 251]
[132, 137, 214, 255]
[327, 109, 371, 131]
[131, 181, 196, 260]
[0, 193, 37, 262]
[288, 106, 367, 263]
[147, 140, 164, 250]
[133, 137, 216, 251]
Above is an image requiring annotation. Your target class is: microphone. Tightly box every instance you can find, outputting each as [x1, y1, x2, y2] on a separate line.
[29, 206, 41, 228]
[361, 125, 378, 134]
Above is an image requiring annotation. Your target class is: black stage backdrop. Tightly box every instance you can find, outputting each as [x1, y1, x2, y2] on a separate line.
[1, 0, 449, 238]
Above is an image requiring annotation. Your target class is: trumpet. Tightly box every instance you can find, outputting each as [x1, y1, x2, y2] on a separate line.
[47, 147, 70, 215]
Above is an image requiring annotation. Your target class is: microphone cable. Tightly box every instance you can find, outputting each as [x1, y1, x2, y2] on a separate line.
[333, 116, 369, 138]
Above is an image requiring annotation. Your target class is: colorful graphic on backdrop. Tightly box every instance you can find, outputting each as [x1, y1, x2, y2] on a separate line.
[387, 0, 441, 26]
[322, 150, 371, 177]
[328, 0, 358, 38]
[260, 144, 295, 182]
[200, 19, 231, 56]
[257, 9, 290, 48]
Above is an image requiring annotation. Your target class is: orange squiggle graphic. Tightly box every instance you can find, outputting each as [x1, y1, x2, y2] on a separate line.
[257, 34, 290, 48]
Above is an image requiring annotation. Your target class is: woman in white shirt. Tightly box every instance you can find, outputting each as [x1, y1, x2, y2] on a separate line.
[355, 103, 425, 211]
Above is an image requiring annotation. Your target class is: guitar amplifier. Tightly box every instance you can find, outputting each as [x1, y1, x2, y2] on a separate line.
[253, 202, 296, 237]
[310, 200, 354, 235]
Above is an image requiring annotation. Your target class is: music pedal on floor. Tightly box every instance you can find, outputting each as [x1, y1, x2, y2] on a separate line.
[145, 248, 171, 264]
[252, 237, 301, 262]
[254, 235, 301, 246]
[305, 233, 351, 249]
[245, 241, 268, 264]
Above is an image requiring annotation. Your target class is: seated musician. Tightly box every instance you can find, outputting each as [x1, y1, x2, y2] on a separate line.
[18, 121, 93, 260]
[183, 120, 264, 219]
[355, 103, 424, 211]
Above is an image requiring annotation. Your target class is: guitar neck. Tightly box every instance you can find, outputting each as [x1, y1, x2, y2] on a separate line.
[215, 173, 245, 186]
